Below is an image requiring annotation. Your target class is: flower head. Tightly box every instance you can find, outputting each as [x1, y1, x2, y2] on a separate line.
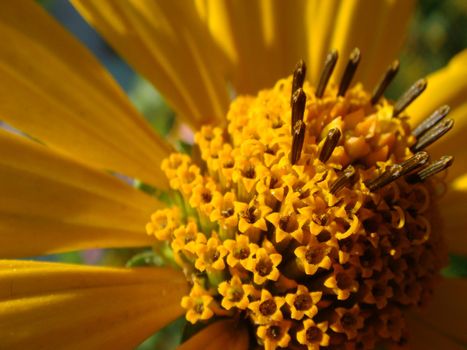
[1, 1, 466, 349]
[151, 65, 456, 348]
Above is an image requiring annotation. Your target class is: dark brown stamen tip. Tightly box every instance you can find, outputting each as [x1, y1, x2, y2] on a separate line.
[319, 128, 341, 162]
[290, 120, 306, 165]
[406, 156, 454, 183]
[316, 50, 338, 98]
[330, 165, 355, 194]
[366, 164, 403, 192]
[411, 118, 454, 152]
[367, 152, 430, 191]
[412, 105, 450, 138]
[291, 88, 306, 134]
[400, 151, 430, 174]
[371, 60, 399, 105]
[338, 48, 361, 97]
[291, 60, 307, 105]
[393, 79, 427, 117]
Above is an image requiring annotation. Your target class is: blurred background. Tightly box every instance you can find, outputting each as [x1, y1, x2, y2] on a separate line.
[34, 1, 467, 349]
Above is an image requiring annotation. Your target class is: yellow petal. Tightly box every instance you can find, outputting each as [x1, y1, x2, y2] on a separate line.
[0, 260, 187, 349]
[406, 51, 467, 183]
[0, 130, 160, 258]
[330, 0, 415, 87]
[178, 320, 249, 350]
[439, 173, 467, 254]
[0, 2, 171, 187]
[261, 1, 309, 85]
[72, 0, 229, 128]
[407, 50, 467, 126]
[408, 317, 465, 350]
[411, 278, 467, 344]
[201, 0, 308, 94]
[307, 0, 341, 82]
[359, 0, 415, 87]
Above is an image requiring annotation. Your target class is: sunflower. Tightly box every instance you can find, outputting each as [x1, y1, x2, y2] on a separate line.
[0, 1, 466, 349]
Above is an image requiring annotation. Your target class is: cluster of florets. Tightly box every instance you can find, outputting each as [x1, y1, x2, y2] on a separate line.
[146, 76, 446, 350]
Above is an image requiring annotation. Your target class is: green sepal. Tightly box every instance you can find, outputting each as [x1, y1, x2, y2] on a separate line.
[125, 250, 165, 268]
[177, 140, 193, 155]
[134, 179, 171, 204]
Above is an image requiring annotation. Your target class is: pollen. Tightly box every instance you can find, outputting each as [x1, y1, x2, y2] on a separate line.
[148, 53, 452, 349]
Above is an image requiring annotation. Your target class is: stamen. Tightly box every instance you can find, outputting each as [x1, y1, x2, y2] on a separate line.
[291, 60, 307, 105]
[399, 151, 430, 173]
[406, 156, 454, 183]
[412, 105, 450, 138]
[411, 119, 454, 152]
[367, 152, 429, 191]
[330, 165, 355, 194]
[338, 48, 361, 97]
[291, 120, 306, 165]
[315, 50, 338, 98]
[366, 164, 403, 192]
[319, 128, 341, 162]
[371, 60, 399, 105]
[291, 88, 307, 134]
[393, 79, 427, 117]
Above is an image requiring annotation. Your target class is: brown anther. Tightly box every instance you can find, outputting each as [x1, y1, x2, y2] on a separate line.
[399, 151, 430, 174]
[412, 105, 450, 138]
[371, 60, 399, 105]
[338, 48, 361, 97]
[207, 249, 220, 263]
[266, 325, 282, 340]
[223, 160, 234, 168]
[291, 60, 307, 105]
[279, 216, 290, 231]
[259, 299, 277, 316]
[294, 294, 312, 311]
[290, 120, 306, 165]
[317, 230, 331, 242]
[221, 208, 234, 218]
[319, 214, 329, 226]
[230, 289, 243, 302]
[366, 164, 403, 191]
[272, 119, 283, 129]
[319, 128, 341, 162]
[305, 246, 328, 264]
[341, 313, 357, 328]
[291, 88, 307, 134]
[243, 165, 256, 179]
[330, 165, 356, 194]
[236, 247, 250, 259]
[411, 119, 454, 152]
[372, 283, 386, 298]
[336, 272, 353, 290]
[316, 50, 338, 98]
[367, 152, 429, 191]
[393, 79, 427, 117]
[201, 191, 212, 203]
[244, 206, 258, 223]
[256, 259, 274, 276]
[194, 303, 204, 314]
[306, 327, 323, 343]
[406, 155, 454, 183]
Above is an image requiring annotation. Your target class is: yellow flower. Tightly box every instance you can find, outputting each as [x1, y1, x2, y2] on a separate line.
[0, 1, 467, 349]
[181, 282, 215, 324]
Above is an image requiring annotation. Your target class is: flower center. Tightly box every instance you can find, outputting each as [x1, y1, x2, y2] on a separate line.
[146, 53, 453, 349]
